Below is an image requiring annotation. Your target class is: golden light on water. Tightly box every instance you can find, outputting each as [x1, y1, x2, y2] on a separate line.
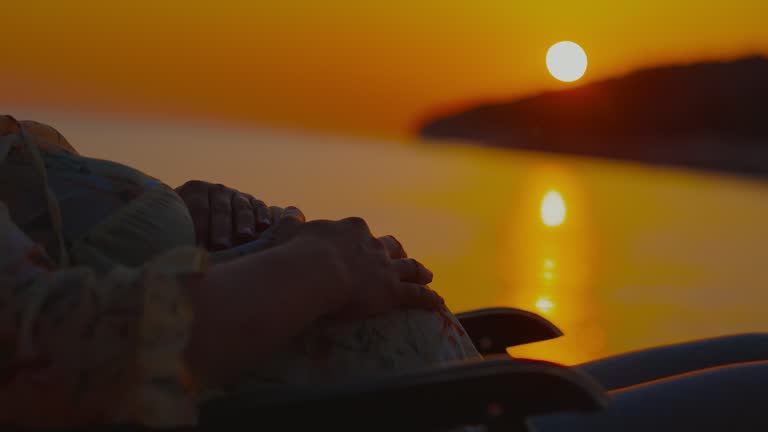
[535, 297, 555, 314]
[503, 166, 602, 365]
[542, 258, 556, 282]
[540, 190, 567, 226]
[537, 258, 556, 313]
[546, 41, 588, 82]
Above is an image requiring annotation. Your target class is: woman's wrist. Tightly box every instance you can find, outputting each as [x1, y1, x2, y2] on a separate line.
[183, 239, 343, 384]
[274, 237, 348, 312]
[208, 239, 343, 314]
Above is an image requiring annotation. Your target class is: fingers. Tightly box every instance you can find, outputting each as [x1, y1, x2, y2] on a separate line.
[379, 235, 407, 259]
[249, 197, 271, 232]
[340, 216, 369, 232]
[176, 180, 211, 247]
[270, 206, 307, 243]
[209, 184, 235, 251]
[393, 258, 433, 284]
[394, 283, 444, 310]
[269, 206, 305, 224]
[282, 206, 306, 223]
[268, 206, 283, 224]
[273, 206, 305, 228]
[232, 193, 256, 242]
[176, 180, 283, 249]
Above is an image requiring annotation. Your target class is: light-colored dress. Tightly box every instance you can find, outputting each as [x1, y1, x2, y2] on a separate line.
[0, 115, 479, 427]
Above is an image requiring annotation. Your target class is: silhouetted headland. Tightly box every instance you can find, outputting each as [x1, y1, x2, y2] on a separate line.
[420, 57, 768, 177]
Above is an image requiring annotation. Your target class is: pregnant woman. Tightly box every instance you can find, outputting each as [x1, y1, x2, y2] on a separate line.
[1, 115, 766, 431]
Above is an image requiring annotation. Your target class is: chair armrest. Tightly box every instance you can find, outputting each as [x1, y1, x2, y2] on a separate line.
[20, 359, 606, 432]
[457, 307, 564, 355]
[201, 357, 608, 431]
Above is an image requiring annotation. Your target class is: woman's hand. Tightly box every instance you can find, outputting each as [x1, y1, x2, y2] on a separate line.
[185, 213, 441, 385]
[272, 214, 441, 320]
[175, 180, 305, 251]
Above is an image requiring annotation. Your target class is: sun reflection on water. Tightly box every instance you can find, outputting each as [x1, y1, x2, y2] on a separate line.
[535, 296, 555, 314]
[538, 257, 556, 308]
[501, 167, 601, 365]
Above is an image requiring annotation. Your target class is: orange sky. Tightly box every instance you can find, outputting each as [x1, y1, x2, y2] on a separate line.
[4, 0, 768, 136]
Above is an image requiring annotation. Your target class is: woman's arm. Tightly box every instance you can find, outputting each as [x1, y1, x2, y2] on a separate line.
[0, 201, 441, 426]
[0, 115, 441, 427]
[0, 201, 202, 427]
[185, 214, 442, 386]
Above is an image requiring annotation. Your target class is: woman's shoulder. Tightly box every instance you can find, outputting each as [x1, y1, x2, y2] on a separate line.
[0, 115, 195, 267]
[1, 115, 79, 156]
[1, 114, 163, 195]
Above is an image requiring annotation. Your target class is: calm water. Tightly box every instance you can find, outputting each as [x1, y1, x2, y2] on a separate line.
[22, 111, 768, 365]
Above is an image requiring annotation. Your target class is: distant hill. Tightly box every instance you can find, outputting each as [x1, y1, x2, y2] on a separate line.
[419, 57, 768, 176]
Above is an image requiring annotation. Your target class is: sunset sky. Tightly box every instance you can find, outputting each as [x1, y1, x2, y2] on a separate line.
[4, 0, 768, 136]
[3, 1, 768, 365]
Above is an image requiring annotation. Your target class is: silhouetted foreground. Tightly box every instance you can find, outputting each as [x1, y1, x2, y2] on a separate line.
[420, 57, 768, 176]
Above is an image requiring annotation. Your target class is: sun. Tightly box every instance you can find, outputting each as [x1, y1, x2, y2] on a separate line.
[546, 41, 588, 82]
[540, 190, 566, 227]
